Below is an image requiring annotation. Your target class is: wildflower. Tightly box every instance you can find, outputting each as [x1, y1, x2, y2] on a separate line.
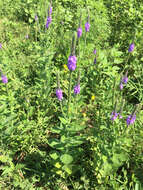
[83, 112, 86, 117]
[120, 82, 123, 90]
[126, 114, 136, 125]
[120, 71, 128, 90]
[91, 95, 95, 101]
[74, 84, 80, 94]
[49, 6, 52, 15]
[77, 27, 82, 38]
[35, 15, 38, 21]
[128, 43, 135, 52]
[46, 17, 52, 29]
[85, 22, 90, 32]
[122, 76, 128, 84]
[67, 55, 77, 71]
[25, 34, 29, 39]
[56, 89, 63, 101]
[1, 75, 8, 83]
[111, 112, 118, 121]
[94, 58, 96, 64]
[93, 49, 96, 54]
[0, 43, 2, 49]
[63, 64, 68, 72]
[119, 114, 123, 119]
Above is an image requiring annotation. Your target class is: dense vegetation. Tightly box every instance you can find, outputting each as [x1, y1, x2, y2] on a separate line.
[0, 0, 143, 189]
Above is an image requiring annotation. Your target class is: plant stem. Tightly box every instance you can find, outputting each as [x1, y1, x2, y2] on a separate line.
[84, 32, 87, 54]
[60, 101, 64, 116]
[68, 71, 72, 115]
[112, 77, 116, 106]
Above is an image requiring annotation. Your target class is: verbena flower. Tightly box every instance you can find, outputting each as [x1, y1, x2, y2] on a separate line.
[120, 72, 128, 89]
[0, 43, 2, 49]
[46, 17, 52, 29]
[1, 75, 8, 83]
[119, 114, 123, 119]
[77, 27, 82, 38]
[67, 55, 77, 71]
[56, 88, 63, 101]
[120, 82, 123, 90]
[85, 22, 90, 32]
[74, 84, 80, 94]
[35, 15, 38, 21]
[126, 114, 136, 125]
[122, 76, 128, 84]
[111, 112, 118, 121]
[128, 43, 135, 52]
[94, 58, 96, 64]
[93, 49, 96, 54]
[25, 34, 29, 39]
[49, 6, 52, 15]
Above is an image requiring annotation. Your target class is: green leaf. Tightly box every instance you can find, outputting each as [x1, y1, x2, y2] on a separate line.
[48, 138, 64, 150]
[50, 151, 60, 160]
[62, 164, 72, 175]
[59, 117, 68, 125]
[66, 124, 86, 132]
[60, 154, 73, 165]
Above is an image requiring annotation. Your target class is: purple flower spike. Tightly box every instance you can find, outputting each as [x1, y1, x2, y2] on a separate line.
[35, 15, 38, 21]
[128, 43, 135, 52]
[122, 76, 128, 84]
[93, 49, 96, 54]
[85, 22, 90, 32]
[56, 89, 63, 101]
[50, 6, 52, 15]
[74, 84, 80, 94]
[1, 75, 8, 83]
[46, 17, 52, 28]
[119, 114, 123, 119]
[77, 27, 82, 38]
[67, 55, 77, 71]
[111, 112, 118, 121]
[120, 82, 123, 90]
[126, 114, 136, 125]
[0, 43, 2, 49]
[94, 58, 96, 64]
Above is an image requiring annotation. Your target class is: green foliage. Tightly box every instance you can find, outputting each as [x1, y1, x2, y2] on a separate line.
[0, 0, 142, 189]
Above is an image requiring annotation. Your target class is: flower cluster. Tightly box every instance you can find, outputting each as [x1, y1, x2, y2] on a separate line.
[111, 111, 124, 121]
[93, 49, 96, 54]
[111, 112, 118, 121]
[46, 17, 52, 29]
[77, 27, 82, 38]
[1, 74, 8, 83]
[67, 55, 77, 71]
[126, 114, 136, 125]
[46, 4, 52, 29]
[120, 72, 128, 90]
[85, 22, 90, 32]
[74, 84, 80, 94]
[56, 88, 63, 101]
[128, 43, 135, 52]
[35, 15, 38, 21]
